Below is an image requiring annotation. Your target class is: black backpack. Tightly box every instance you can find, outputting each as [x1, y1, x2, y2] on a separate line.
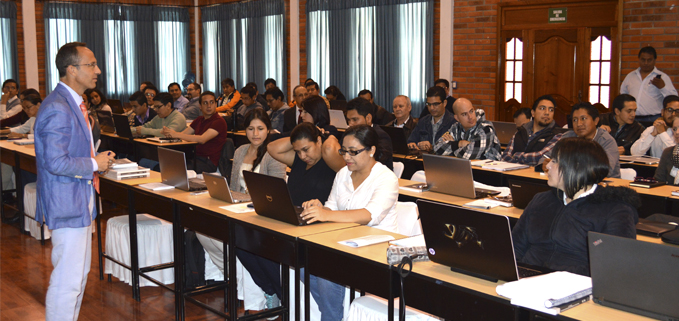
[184, 230, 206, 289]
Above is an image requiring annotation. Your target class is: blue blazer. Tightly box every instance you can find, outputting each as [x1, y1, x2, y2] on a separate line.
[34, 83, 97, 229]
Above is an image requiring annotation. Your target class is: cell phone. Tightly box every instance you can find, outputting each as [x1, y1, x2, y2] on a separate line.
[656, 75, 662, 79]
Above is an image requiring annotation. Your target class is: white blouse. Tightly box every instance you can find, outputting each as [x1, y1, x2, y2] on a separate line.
[237, 163, 260, 193]
[324, 162, 399, 233]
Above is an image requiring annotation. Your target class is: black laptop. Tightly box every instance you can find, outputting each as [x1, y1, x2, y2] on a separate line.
[507, 179, 553, 209]
[108, 99, 124, 114]
[242, 171, 311, 226]
[97, 110, 115, 133]
[588, 232, 679, 321]
[417, 200, 548, 282]
[112, 114, 135, 139]
[380, 126, 412, 155]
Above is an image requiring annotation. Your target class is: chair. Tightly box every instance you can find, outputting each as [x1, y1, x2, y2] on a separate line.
[22, 182, 51, 242]
[393, 162, 404, 178]
[218, 138, 236, 183]
[346, 296, 438, 321]
[410, 170, 426, 183]
[395, 202, 421, 237]
[104, 214, 175, 287]
[620, 168, 637, 181]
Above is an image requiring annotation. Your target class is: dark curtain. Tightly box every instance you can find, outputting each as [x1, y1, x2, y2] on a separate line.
[1, 1, 20, 84]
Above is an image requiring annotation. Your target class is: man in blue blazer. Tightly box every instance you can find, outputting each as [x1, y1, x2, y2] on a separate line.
[34, 42, 115, 321]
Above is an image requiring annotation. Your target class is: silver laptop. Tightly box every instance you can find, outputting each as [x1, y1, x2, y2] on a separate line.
[588, 232, 679, 321]
[157, 147, 206, 192]
[203, 172, 251, 203]
[329, 109, 349, 129]
[422, 154, 500, 199]
[491, 121, 518, 145]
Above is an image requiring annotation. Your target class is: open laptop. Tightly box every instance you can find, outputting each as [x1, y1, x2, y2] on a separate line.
[203, 172, 251, 203]
[417, 199, 548, 282]
[422, 154, 500, 199]
[491, 121, 517, 146]
[113, 114, 135, 139]
[108, 99, 124, 114]
[380, 125, 413, 156]
[588, 232, 679, 321]
[507, 179, 553, 209]
[157, 147, 207, 191]
[242, 171, 310, 226]
[329, 109, 349, 129]
[97, 110, 115, 133]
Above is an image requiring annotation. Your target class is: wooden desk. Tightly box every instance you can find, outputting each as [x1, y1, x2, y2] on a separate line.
[0, 142, 37, 232]
[100, 132, 197, 163]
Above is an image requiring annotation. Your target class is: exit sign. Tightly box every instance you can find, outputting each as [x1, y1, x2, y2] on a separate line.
[549, 8, 567, 23]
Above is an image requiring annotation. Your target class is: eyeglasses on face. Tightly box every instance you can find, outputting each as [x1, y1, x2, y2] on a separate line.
[146, 93, 156, 97]
[664, 107, 679, 115]
[73, 62, 97, 69]
[338, 147, 369, 156]
[425, 102, 442, 107]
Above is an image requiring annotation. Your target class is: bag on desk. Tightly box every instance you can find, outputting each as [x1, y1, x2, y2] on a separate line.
[661, 229, 679, 245]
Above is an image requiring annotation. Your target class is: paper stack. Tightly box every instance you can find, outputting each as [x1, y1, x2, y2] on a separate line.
[496, 271, 592, 315]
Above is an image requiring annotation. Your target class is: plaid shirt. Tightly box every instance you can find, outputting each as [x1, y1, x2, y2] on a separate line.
[501, 121, 563, 166]
[433, 109, 502, 160]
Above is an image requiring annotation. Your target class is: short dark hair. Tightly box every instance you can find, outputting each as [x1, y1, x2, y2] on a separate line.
[144, 85, 159, 96]
[638, 46, 657, 59]
[571, 102, 599, 121]
[141, 81, 155, 88]
[200, 91, 217, 103]
[290, 122, 321, 144]
[55, 42, 87, 78]
[168, 82, 181, 91]
[189, 82, 202, 93]
[129, 91, 147, 106]
[663, 95, 679, 109]
[304, 78, 315, 86]
[513, 107, 532, 120]
[153, 92, 174, 109]
[246, 82, 258, 91]
[244, 108, 273, 170]
[346, 97, 374, 118]
[358, 89, 372, 99]
[532, 95, 556, 111]
[264, 87, 285, 101]
[300, 96, 330, 127]
[241, 85, 257, 99]
[551, 137, 610, 199]
[22, 93, 43, 105]
[324, 85, 342, 98]
[305, 81, 319, 91]
[221, 78, 235, 88]
[612, 94, 636, 111]
[2, 79, 18, 90]
[264, 78, 276, 87]
[434, 79, 450, 89]
[426, 86, 447, 103]
[343, 124, 382, 161]
[20, 88, 39, 98]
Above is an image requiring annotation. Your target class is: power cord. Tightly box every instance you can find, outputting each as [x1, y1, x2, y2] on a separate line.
[396, 256, 413, 321]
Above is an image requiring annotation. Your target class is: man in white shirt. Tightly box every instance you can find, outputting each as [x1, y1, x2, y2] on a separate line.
[1, 79, 21, 119]
[630, 95, 678, 157]
[620, 46, 677, 123]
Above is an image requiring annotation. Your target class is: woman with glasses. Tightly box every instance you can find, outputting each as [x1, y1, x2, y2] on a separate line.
[512, 137, 639, 276]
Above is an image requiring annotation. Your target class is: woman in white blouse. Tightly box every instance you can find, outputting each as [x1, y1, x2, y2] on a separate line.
[301, 124, 399, 232]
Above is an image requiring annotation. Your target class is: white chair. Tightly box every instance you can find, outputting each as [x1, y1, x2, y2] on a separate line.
[347, 296, 439, 321]
[620, 168, 637, 181]
[410, 170, 426, 183]
[393, 162, 405, 178]
[395, 202, 421, 237]
[104, 214, 174, 287]
[23, 182, 51, 241]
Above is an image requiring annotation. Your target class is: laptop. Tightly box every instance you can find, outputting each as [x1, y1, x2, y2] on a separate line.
[380, 125, 413, 156]
[422, 154, 500, 199]
[329, 109, 349, 129]
[242, 170, 310, 226]
[588, 232, 679, 321]
[203, 172, 251, 203]
[492, 121, 518, 146]
[108, 99, 124, 114]
[417, 200, 547, 282]
[113, 114, 135, 139]
[507, 179, 553, 209]
[97, 110, 115, 133]
[157, 147, 207, 192]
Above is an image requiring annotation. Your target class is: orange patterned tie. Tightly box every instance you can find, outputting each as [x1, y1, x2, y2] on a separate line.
[79, 102, 100, 193]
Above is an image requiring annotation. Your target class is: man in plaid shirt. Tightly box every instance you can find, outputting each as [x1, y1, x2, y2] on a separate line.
[502, 95, 566, 166]
[433, 98, 501, 160]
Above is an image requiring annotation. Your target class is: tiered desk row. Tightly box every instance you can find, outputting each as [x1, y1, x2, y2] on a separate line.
[2, 139, 677, 321]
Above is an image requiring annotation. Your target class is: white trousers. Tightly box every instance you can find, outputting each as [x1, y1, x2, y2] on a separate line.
[46, 224, 92, 321]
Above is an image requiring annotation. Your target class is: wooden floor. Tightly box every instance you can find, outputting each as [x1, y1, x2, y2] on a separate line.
[0, 201, 253, 321]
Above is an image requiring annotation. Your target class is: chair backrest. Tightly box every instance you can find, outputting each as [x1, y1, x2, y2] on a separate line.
[218, 138, 236, 183]
[393, 162, 404, 178]
[410, 170, 426, 183]
[620, 168, 637, 181]
[395, 201, 421, 236]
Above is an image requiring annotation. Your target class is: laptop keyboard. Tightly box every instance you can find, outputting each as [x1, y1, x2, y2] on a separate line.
[474, 188, 501, 199]
[188, 178, 207, 191]
[231, 190, 251, 202]
[518, 266, 543, 278]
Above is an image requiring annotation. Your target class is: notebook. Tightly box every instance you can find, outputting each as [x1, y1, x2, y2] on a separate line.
[491, 121, 518, 146]
[422, 154, 500, 199]
[380, 125, 413, 156]
[107, 99, 124, 114]
[97, 110, 115, 133]
[417, 200, 548, 282]
[112, 114, 135, 139]
[329, 109, 349, 129]
[588, 232, 679, 321]
[507, 179, 553, 209]
[157, 147, 206, 192]
[242, 171, 310, 226]
[203, 172, 251, 203]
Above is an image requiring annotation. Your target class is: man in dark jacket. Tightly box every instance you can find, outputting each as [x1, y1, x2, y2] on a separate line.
[407, 86, 457, 152]
[599, 94, 645, 155]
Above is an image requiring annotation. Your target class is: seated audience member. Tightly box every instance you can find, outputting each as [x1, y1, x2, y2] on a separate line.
[502, 95, 565, 165]
[81, 93, 101, 150]
[653, 118, 679, 185]
[300, 95, 340, 139]
[420, 79, 456, 118]
[235, 85, 264, 129]
[358, 89, 395, 125]
[139, 81, 154, 92]
[1, 88, 38, 128]
[182, 82, 203, 121]
[247, 81, 269, 110]
[283, 85, 308, 132]
[433, 98, 502, 160]
[129, 91, 157, 127]
[161, 91, 227, 173]
[133, 92, 187, 137]
[169, 82, 189, 113]
[512, 137, 639, 276]
[630, 95, 678, 157]
[324, 85, 346, 101]
[197, 109, 287, 276]
[264, 87, 289, 133]
[0, 93, 40, 138]
[144, 85, 159, 107]
[1, 79, 21, 119]
[544, 102, 621, 178]
[599, 94, 645, 155]
[306, 81, 321, 97]
[264, 78, 277, 91]
[85, 88, 111, 113]
[345, 97, 394, 169]
[386, 95, 418, 139]
[216, 78, 242, 113]
[513, 108, 532, 128]
[407, 86, 457, 151]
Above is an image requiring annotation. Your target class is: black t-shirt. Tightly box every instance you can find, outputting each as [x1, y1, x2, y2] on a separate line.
[287, 154, 337, 206]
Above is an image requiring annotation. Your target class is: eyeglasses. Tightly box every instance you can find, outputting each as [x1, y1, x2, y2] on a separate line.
[425, 102, 442, 107]
[145, 93, 156, 97]
[664, 107, 679, 115]
[338, 147, 369, 156]
[73, 62, 98, 69]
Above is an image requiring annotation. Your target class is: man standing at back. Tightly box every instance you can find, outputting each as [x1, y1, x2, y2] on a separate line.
[34, 42, 116, 320]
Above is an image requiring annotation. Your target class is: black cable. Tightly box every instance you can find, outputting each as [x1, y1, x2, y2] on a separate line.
[396, 256, 413, 321]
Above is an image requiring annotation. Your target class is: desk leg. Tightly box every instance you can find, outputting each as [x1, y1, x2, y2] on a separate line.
[96, 194, 104, 280]
[281, 264, 289, 321]
[303, 257, 309, 321]
[13, 153, 25, 234]
[228, 223, 237, 320]
[173, 202, 185, 321]
[128, 190, 141, 301]
[388, 267, 394, 321]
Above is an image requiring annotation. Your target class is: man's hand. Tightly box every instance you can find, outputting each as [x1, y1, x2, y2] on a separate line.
[651, 118, 667, 137]
[417, 141, 432, 151]
[94, 151, 116, 172]
[600, 125, 611, 133]
[441, 132, 454, 143]
[617, 146, 625, 155]
[458, 140, 470, 148]
[651, 77, 666, 89]
[135, 126, 142, 135]
[7, 132, 25, 139]
[407, 142, 419, 150]
[162, 126, 177, 137]
[0, 91, 9, 105]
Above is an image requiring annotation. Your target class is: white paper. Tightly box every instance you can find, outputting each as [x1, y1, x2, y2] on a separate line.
[389, 234, 425, 247]
[338, 235, 396, 248]
[496, 271, 592, 315]
[219, 203, 255, 213]
[138, 182, 175, 191]
[463, 199, 498, 209]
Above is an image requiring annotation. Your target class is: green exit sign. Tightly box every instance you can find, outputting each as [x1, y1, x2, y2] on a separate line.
[549, 8, 567, 23]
